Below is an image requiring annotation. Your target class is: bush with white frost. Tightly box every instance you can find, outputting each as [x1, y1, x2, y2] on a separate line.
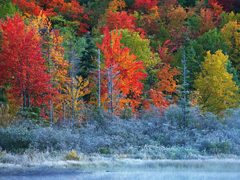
[0, 105, 240, 159]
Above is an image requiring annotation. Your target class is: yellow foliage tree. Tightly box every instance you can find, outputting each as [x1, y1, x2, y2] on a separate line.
[106, 0, 126, 13]
[60, 76, 90, 122]
[27, 14, 71, 121]
[221, 20, 240, 68]
[194, 50, 239, 113]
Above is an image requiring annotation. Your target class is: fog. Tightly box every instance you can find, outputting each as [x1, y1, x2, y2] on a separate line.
[1, 159, 240, 180]
[1, 171, 240, 180]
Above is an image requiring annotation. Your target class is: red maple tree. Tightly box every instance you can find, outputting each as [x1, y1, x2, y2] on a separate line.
[96, 27, 147, 112]
[12, 0, 89, 34]
[208, 0, 236, 12]
[132, 0, 159, 14]
[0, 14, 58, 108]
[156, 40, 177, 64]
[100, 11, 146, 38]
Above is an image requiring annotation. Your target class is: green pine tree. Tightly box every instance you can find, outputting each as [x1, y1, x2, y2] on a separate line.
[77, 33, 97, 79]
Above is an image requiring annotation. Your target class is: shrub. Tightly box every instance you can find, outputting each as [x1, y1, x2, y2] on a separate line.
[65, 150, 80, 160]
[1, 105, 240, 158]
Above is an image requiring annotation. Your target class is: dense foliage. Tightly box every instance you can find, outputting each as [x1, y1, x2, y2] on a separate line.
[0, 0, 240, 158]
[1, 106, 240, 159]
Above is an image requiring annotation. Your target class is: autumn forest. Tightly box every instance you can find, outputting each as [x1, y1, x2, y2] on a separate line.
[0, 0, 240, 160]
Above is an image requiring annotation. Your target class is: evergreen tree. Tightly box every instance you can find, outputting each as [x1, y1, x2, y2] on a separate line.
[77, 33, 97, 102]
[77, 33, 97, 79]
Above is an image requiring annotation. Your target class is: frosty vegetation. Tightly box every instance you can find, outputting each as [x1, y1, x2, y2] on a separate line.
[1, 105, 240, 163]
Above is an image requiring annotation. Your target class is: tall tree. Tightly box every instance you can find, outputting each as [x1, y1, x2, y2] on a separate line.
[96, 27, 147, 112]
[220, 20, 240, 69]
[77, 33, 97, 80]
[0, 14, 57, 109]
[194, 50, 239, 113]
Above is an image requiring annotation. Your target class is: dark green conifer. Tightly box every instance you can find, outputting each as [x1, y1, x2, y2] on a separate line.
[77, 33, 97, 79]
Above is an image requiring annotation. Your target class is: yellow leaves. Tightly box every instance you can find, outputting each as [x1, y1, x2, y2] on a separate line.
[53, 76, 90, 121]
[220, 20, 240, 68]
[0, 103, 18, 128]
[194, 50, 239, 113]
[26, 12, 51, 41]
[66, 76, 90, 100]
[149, 5, 160, 19]
[106, 0, 126, 13]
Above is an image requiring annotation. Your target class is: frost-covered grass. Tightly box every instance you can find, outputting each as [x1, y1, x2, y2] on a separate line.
[1, 105, 240, 164]
[0, 149, 240, 173]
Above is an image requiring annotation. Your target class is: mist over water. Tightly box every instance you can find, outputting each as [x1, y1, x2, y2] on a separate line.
[1, 160, 240, 180]
[1, 170, 240, 180]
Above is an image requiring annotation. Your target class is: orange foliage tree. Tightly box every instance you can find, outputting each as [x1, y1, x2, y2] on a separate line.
[96, 27, 147, 113]
[101, 11, 146, 38]
[106, 0, 126, 13]
[27, 14, 70, 120]
[155, 64, 181, 95]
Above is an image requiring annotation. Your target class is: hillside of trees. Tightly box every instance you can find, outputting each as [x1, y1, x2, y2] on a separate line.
[0, 0, 240, 159]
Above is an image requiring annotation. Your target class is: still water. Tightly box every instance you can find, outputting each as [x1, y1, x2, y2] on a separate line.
[1, 160, 240, 180]
[1, 169, 240, 180]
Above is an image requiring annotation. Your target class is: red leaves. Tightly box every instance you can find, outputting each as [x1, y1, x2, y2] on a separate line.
[12, 0, 89, 34]
[199, 8, 221, 35]
[101, 11, 146, 38]
[156, 40, 177, 64]
[97, 27, 147, 111]
[0, 14, 58, 107]
[208, 0, 236, 12]
[12, 0, 41, 16]
[208, 0, 224, 16]
[132, 0, 159, 13]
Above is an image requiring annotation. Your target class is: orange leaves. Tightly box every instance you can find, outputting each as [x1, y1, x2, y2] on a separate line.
[155, 64, 181, 95]
[106, 0, 126, 13]
[208, 0, 236, 12]
[208, 0, 224, 16]
[12, 0, 41, 16]
[97, 27, 147, 112]
[148, 89, 169, 110]
[167, 5, 190, 30]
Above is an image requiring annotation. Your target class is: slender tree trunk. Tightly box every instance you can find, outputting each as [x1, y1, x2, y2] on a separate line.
[23, 92, 26, 108]
[97, 49, 101, 108]
[110, 63, 113, 117]
[63, 100, 65, 125]
[69, 37, 75, 120]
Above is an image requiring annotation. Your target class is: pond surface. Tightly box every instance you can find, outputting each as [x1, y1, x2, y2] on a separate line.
[1, 169, 240, 180]
[1, 160, 240, 180]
